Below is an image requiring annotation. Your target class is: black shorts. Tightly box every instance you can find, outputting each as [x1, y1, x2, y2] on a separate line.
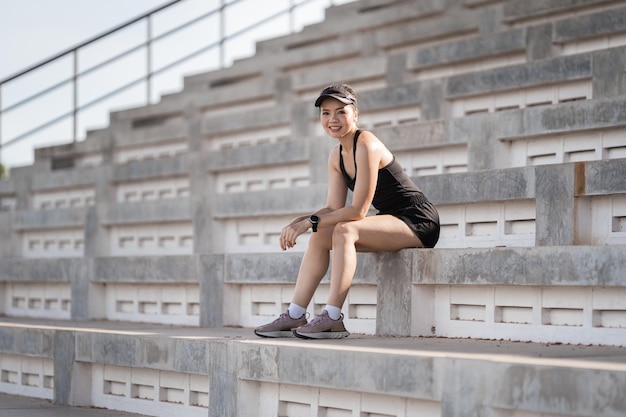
[407, 218, 440, 248]
[380, 204, 440, 248]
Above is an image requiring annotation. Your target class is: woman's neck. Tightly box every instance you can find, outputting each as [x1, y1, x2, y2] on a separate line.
[338, 127, 358, 149]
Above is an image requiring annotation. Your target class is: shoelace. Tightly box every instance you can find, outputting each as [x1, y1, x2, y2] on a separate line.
[308, 312, 343, 325]
[270, 313, 290, 324]
[308, 313, 326, 325]
[275, 312, 305, 323]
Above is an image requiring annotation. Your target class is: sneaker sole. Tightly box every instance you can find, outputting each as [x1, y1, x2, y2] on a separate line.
[254, 330, 297, 338]
[293, 330, 350, 340]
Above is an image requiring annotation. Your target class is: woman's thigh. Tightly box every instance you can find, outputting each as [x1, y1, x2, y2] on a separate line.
[342, 215, 424, 252]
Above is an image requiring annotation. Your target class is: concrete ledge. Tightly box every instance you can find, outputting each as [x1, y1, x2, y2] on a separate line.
[92, 256, 199, 283]
[223, 252, 304, 284]
[201, 105, 290, 136]
[223, 252, 380, 285]
[111, 156, 188, 182]
[503, 0, 622, 23]
[446, 54, 591, 97]
[373, 6, 478, 51]
[206, 140, 308, 171]
[418, 166, 535, 205]
[33, 142, 95, 163]
[373, 119, 450, 151]
[290, 56, 388, 92]
[108, 97, 188, 122]
[32, 131, 112, 166]
[354, 83, 421, 113]
[584, 158, 626, 195]
[196, 77, 276, 109]
[554, 6, 626, 43]
[407, 28, 526, 70]
[182, 59, 263, 90]
[214, 185, 327, 218]
[413, 246, 626, 286]
[75, 331, 210, 374]
[15, 208, 87, 231]
[30, 169, 98, 191]
[116, 119, 186, 147]
[0, 324, 55, 357]
[102, 200, 192, 225]
[1, 319, 625, 416]
[0, 258, 85, 282]
[520, 96, 626, 135]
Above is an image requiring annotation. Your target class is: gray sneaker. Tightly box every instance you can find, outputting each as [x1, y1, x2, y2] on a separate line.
[254, 310, 308, 338]
[293, 310, 350, 339]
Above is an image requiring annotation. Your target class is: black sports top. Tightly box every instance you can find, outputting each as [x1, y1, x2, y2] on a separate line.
[339, 130, 439, 221]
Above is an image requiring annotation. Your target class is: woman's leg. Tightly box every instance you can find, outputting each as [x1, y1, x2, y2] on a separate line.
[326, 215, 423, 308]
[292, 215, 422, 339]
[255, 225, 337, 337]
[290, 225, 334, 307]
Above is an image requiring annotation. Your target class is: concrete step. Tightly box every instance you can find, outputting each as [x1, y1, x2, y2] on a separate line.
[1, 317, 625, 417]
[2, 245, 626, 346]
[0, 392, 149, 417]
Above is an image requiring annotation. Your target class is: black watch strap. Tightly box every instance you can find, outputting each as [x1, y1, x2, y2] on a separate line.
[309, 215, 320, 232]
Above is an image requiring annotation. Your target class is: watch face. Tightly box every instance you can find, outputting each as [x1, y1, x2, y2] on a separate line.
[310, 215, 319, 223]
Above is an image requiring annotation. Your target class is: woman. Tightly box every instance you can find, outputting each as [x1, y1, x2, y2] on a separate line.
[254, 83, 440, 339]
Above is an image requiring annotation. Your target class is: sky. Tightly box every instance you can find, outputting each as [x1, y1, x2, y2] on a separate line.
[0, 0, 173, 80]
[0, 0, 350, 167]
[0, 0, 181, 167]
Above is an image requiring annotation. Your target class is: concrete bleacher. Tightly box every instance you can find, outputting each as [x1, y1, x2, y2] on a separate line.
[1, 0, 626, 416]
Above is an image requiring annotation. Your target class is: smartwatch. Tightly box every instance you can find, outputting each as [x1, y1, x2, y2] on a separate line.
[309, 215, 320, 232]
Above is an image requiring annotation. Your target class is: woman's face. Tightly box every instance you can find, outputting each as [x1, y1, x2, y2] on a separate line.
[319, 97, 358, 139]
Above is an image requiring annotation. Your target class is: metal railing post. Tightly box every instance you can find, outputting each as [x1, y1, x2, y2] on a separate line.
[0, 84, 3, 165]
[72, 50, 79, 142]
[147, 14, 153, 105]
[219, 0, 226, 68]
[289, 0, 295, 33]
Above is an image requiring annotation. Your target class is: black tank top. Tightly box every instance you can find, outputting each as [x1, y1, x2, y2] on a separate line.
[339, 130, 437, 219]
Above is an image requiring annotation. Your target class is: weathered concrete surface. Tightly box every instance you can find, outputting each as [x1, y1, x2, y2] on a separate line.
[0, 392, 148, 417]
[1, 318, 625, 417]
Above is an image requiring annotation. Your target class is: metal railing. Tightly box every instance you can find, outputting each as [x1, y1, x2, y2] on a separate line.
[0, 0, 340, 169]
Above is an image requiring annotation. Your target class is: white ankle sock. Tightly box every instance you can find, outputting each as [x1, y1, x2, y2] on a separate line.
[288, 303, 306, 319]
[324, 305, 342, 320]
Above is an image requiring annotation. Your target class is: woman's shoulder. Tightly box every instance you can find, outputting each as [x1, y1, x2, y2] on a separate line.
[356, 130, 385, 151]
[357, 129, 381, 142]
[356, 130, 393, 166]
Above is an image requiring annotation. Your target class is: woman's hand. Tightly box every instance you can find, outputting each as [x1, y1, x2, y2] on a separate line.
[280, 218, 311, 251]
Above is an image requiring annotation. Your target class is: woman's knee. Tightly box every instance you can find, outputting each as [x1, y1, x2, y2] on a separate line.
[332, 221, 357, 244]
